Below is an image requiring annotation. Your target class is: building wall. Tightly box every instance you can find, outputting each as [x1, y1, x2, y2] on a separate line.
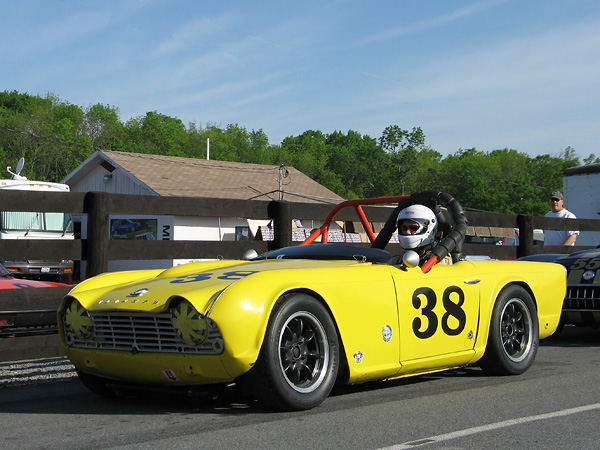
[68, 165, 154, 195]
[564, 172, 600, 246]
[174, 216, 254, 241]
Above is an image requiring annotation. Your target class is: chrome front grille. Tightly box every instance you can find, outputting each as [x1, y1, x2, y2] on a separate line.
[65, 311, 224, 354]
[564, 284, 600, 311]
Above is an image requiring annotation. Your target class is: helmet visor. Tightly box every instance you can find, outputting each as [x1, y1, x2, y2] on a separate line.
[398, 219, 427, 235]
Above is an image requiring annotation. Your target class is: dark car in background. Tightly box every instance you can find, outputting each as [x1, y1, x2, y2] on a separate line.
[520, 249, 600, 331]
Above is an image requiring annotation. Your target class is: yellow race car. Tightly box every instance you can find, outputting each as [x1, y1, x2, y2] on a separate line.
[58, 191, 566, 410]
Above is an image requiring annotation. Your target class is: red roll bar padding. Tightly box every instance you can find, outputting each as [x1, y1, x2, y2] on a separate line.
[420, 255, 438, 274]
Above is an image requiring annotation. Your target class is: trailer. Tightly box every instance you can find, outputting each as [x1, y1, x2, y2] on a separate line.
[0, 158, 74, 283]
[563, 163, 600, 246]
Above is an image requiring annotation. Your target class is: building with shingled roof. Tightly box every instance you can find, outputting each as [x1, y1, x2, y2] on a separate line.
[63, 150, 342, 203]
[62, 150, 345, 272]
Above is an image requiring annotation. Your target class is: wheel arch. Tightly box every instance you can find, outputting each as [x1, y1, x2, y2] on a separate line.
[236, 288, 345, 410]
[477, 282, 540, 375]
[474, 280, 537, 362]
[268, 288, 350, 384]
[498, 281, 537, 310]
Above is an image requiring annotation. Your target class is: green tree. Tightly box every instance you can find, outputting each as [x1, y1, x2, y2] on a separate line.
[82, 104, 125, 152]
[378, 126, 435, 196]
[1, 90, 595, 217]
[0, 91, 89, 181]
[278, 130, 345, 196]
[124, 111, 188, 156]
[323, 130, 387, 198]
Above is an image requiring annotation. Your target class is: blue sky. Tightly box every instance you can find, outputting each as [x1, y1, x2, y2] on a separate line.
[2, 0, 600, 158]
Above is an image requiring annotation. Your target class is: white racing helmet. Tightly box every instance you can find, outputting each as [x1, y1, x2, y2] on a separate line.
[396, 204, 437, 249]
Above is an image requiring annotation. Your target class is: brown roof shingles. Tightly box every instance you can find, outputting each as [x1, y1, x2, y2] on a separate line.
[102, 150, 343, 204]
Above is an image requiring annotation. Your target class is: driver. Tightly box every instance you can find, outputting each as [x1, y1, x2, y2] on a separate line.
[397, 204, 452, 265]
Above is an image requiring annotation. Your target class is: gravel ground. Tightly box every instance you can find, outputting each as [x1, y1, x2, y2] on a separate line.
[0, 357, 77, 388]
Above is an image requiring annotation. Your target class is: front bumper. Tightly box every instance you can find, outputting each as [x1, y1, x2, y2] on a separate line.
[3, 260, 73, 281]
[65, 347, 233, 385]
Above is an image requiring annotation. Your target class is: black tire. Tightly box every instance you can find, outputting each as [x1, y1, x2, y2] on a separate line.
[241, 293, 339, 411]
[77, 370, 119, 398]
[478, 285, 539, 375]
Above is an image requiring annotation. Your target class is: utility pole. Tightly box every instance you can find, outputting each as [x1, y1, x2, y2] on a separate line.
[278, 164, 288, 201]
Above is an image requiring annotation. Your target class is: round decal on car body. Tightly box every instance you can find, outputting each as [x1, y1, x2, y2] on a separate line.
[353, 351, 364, 364]
[382, 325, 392, 342]
[583, 270, 596, 281]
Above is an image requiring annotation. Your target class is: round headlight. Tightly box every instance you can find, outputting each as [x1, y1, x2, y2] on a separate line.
[171, 300, 208, 346]
[63, 299, 93, 340]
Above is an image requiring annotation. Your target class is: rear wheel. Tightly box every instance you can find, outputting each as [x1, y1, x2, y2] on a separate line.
[478, 285, 538, 375]
[241, 293, 339, 411]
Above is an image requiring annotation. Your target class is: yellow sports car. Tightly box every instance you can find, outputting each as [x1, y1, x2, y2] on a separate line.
[58, 191, 566, 410]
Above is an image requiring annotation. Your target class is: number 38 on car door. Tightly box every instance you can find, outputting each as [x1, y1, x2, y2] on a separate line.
[393, 267, 480, 363]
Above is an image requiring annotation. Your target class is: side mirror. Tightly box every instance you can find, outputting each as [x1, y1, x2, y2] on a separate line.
[402, 251, 420, 269]
[242, 249, 259, 260]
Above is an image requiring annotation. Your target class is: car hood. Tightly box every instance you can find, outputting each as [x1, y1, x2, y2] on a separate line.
[66, 258, 363, 314]
[551, 249, 600, 268]
[551, 249, 600, 284]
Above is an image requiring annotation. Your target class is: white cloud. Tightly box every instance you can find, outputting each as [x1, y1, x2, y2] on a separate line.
[153, 16, 235, 56]
[350, 0, 510, 48]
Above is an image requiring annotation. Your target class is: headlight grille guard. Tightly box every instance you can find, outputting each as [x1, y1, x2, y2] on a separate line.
[62, 303, 224, 355]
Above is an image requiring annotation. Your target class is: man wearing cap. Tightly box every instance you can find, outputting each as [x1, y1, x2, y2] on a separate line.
[544, 190, 578, 246]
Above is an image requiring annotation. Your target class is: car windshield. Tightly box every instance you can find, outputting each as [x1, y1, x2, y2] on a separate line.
[0, 211, 73, 233]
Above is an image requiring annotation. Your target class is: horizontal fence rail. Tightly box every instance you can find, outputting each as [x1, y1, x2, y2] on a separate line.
[2, 190, 600, 362]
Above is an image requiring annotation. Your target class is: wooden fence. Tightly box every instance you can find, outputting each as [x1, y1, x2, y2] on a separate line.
[1, 190, 600, 361]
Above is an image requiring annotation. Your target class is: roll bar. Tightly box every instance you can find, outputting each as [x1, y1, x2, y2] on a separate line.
[301, 191, 467, 274]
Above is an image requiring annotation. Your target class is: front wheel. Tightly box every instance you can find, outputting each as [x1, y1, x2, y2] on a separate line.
[478, 285, 539, 375]
[240, 293, 340, 411]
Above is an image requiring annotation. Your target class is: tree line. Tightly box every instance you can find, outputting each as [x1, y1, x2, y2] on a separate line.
[1, 90, 596, 216]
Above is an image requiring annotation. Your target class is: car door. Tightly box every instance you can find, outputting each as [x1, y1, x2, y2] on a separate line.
[391, 261, 480, 365]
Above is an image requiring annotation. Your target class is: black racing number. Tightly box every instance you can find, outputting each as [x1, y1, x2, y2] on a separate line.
[217, 270, 258, 280]
[441, 286, 466, 336]
[412, 287, 438, 339]
[170, 273, 213, 284]
[412, 286, 467, 339]
[170, 271, 258, 284]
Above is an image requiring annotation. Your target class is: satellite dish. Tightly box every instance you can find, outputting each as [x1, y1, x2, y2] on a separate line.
[15, 157, 24, 175]
[7, 157, 27, 180]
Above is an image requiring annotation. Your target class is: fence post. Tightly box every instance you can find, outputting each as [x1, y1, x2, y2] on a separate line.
[517, 214, 534, 258]
[268, 200, 292, 251]
[84, 192, 110, 277]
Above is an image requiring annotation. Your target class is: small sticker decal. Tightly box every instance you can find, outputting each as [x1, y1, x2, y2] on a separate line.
[382, 325, 392, 342]
[128, 288, 149, 297]
[353, 351, 364, 364]
[163, 370, 179, 381]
